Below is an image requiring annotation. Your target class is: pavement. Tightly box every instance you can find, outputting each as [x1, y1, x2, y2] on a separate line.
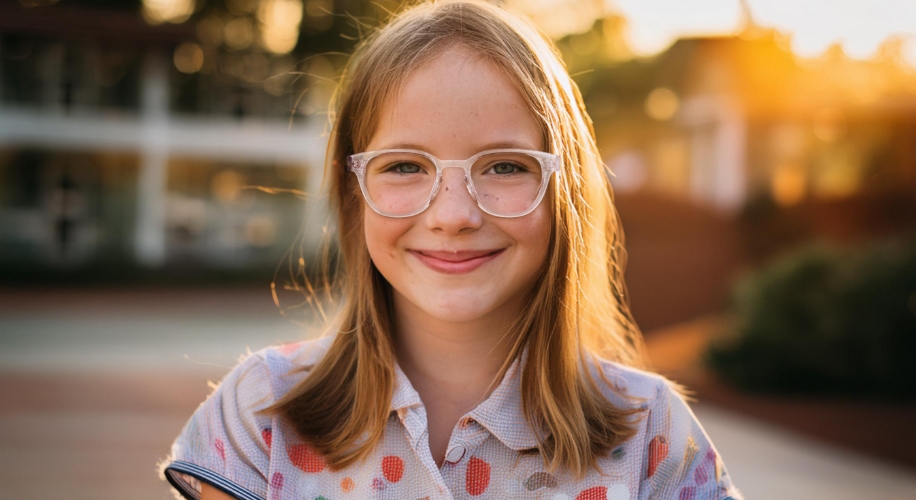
[1, 288, 915, 500]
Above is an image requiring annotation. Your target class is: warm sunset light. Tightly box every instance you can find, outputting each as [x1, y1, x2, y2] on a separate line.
[645, 88, 680, 121]
[748, 0, 916, 60]
[514, 0, 916, 65]
[507, 0, 606, 39]
[258, 0, 304, 54]
[173, 42, 204, 74]
[613, 0, 743, 56]
[772, 162, 807, 206]
[142, 0, 194, 24]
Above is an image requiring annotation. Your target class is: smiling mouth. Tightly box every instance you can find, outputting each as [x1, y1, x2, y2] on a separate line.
[409, 249, 505, 274]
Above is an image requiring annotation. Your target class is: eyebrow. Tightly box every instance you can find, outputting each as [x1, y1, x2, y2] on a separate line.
[379, 140, 539, 151]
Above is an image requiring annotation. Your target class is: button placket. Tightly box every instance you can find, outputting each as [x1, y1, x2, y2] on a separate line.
[396, 406, 457, 500]
[444, 443, 466, 464]
[443, 416, 477, 466]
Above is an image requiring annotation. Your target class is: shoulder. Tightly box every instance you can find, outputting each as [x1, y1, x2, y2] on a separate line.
[161, 335, 341, 500]
[589, 359, 745, 499]
[256, 333, 337, 372]
[588, 355, 679, 411]
[245, 334, 338, 398]
[194, 334, 337, 412]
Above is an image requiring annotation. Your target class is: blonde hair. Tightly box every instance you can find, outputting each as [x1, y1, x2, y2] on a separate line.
[262, 0, 649, 477]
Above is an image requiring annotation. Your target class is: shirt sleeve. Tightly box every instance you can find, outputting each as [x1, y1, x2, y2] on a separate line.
[637, 379, 744, 500]
[159, 351, 274, 500]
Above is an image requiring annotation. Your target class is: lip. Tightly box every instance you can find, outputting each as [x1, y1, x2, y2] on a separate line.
[409, 248, 506, 274]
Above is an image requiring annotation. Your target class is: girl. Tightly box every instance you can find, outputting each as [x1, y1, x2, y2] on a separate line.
[159, 1, 743, 499]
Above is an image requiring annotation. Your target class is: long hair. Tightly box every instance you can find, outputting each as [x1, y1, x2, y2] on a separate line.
[261, 0, 649, 477]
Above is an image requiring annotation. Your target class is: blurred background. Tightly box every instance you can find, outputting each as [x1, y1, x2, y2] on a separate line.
[0, 0, 914, 498]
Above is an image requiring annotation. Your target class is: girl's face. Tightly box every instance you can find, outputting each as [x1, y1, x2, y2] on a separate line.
[363, 47, 551, 327]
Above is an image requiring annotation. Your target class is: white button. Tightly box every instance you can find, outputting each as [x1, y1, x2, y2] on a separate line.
[606, 484, 629, 500]
[445, 445, 466, 463]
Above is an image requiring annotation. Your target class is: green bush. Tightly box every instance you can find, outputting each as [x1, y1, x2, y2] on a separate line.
[706, 234, 916, 397]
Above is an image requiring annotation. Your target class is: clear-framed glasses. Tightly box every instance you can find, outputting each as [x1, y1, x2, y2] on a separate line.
[346, 148, 561, 218]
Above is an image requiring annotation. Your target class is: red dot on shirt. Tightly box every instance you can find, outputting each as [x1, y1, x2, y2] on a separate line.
[576, 486, 607, 500]
[465, 456, 491, 496]
[647, 435, 669, 478]
[287, 443, 326, 473]
[262, 428, 273, 449]
[679, 486, 696, 500]
[694, 462, 709, 484]
[270, 472, 284, 490]
[213, 438, 226, 462]
[382, 455, 405, 483]
[278, 341, 303, 355]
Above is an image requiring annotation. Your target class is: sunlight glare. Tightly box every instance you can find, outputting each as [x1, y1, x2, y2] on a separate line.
[590, 0, 916, 60]
[508, 0, 605, 39]
[903, 37, 916, 70]
[612, 0, 743, 56]
[746, 0, 916, 60]
[142, 0, 194, 24]
[258, 0, 304, 54]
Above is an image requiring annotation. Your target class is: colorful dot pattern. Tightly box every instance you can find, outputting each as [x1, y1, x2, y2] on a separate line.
[160, 337, 744, 499]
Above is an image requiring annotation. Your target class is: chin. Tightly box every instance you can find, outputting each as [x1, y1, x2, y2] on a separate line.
[414, 289, 505, 324]
[424, 306, 494, 324]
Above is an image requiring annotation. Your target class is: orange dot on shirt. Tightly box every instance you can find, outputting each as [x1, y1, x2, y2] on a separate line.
[465, 456, 491, 496]
[576, 486, 607, 500]
[340, 477, 354, 492]
[287, 443, 326, 473]
[382, 455, 405, 483]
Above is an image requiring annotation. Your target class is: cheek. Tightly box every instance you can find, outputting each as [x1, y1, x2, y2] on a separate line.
[512, 204, 553, 272]
[364, 208, 411, 265]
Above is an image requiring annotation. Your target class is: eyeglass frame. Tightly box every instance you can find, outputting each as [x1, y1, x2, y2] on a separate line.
[346, 148, 562, 218]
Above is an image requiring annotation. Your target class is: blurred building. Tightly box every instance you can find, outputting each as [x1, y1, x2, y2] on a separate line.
[577, 27, 916, 213]
[0, 0, 344, 278]
[3, 0, 915, 331]
[556, 17, 916, 328]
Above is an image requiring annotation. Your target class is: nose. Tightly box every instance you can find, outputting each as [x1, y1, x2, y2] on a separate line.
[424, 167, 482, 233]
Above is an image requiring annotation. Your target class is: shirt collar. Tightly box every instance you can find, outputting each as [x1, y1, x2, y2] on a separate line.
[389, 348, 543, 451]
[390, 362, 424, 412]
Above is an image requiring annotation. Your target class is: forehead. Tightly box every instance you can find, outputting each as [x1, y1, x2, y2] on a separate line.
[366, 47, 544, 157]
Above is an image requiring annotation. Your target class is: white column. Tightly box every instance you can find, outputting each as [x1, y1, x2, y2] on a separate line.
[135, 50, 170, 266]
[715, 105, 747, 210]
[681, 94, 748, 212]
[302, 124, 330, 252]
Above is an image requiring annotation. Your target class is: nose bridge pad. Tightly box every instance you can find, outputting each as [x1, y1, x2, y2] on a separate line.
[430, 176, 441, 201]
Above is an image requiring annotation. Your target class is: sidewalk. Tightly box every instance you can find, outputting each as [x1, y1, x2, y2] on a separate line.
[695, 404, 916, 499]
[1, 288, 915, 499]
[644, 315, 916, 471]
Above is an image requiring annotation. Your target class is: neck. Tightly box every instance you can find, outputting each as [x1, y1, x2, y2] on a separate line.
[390, 290, 525, 466]
[391, 290, 519, 410]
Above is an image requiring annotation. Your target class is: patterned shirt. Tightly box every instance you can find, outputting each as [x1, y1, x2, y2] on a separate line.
[160, 335, 743, 500]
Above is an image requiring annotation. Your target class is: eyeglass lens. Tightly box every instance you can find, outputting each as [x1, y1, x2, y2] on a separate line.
[364, 151, 544, 216]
